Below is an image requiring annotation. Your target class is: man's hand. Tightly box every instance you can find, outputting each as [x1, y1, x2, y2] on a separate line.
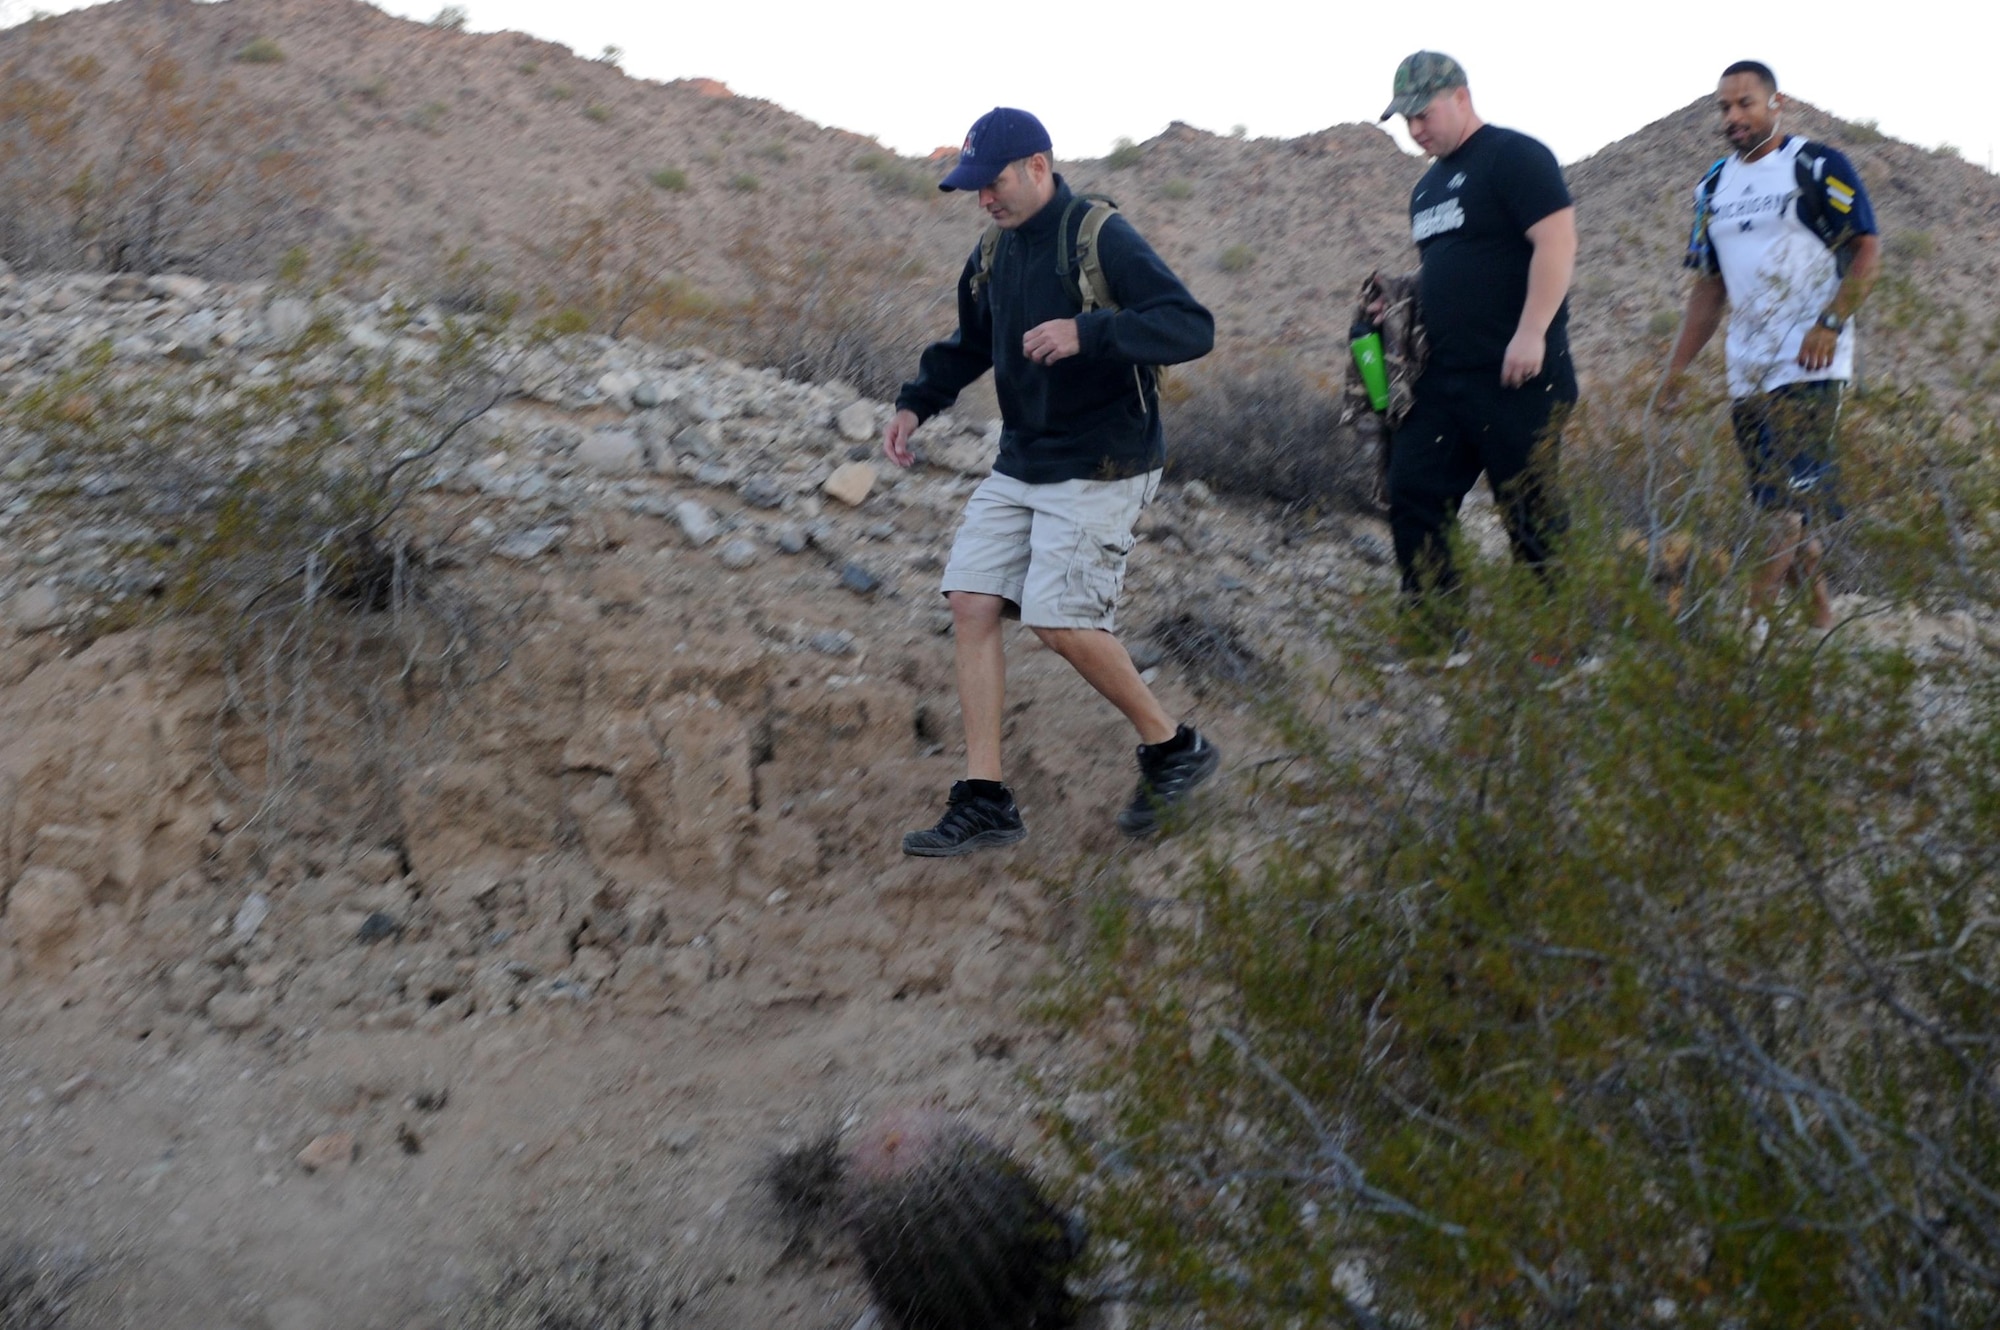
[1797, 325, 1838, 373]
[1655, 370, 1689, 413]
[1022, 319, 1081, 365]
[884, 408, 920, 468]
[1501, 329, 1546, 388]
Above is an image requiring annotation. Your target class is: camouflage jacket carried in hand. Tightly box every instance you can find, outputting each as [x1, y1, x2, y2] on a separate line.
[1340, 269, 1427, 505]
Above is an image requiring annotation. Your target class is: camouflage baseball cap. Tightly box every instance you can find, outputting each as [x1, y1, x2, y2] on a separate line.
[1381, 51, 1468, 121]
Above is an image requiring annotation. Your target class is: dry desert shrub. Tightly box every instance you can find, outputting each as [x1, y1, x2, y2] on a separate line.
[447, 1244, 710, 1330]
[0, 1241, 91, 1330]
[0, 53, 321, 276]
[1163, 362, 1374, 514]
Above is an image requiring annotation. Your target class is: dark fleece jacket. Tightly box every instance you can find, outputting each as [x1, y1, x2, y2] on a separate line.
[895, 178, 1214, 483]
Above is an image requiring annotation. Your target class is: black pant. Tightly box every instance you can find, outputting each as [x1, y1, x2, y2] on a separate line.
[1387, 362, 1575, 607]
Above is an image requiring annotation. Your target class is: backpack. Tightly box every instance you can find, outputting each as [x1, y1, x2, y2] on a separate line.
[968, 193, 1165, 398]
[1686, 138, 1866, 279]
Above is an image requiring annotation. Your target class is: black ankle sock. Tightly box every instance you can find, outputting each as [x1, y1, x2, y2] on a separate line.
[1142, 725, 1195, 758]
[962, 778, 1011, 801]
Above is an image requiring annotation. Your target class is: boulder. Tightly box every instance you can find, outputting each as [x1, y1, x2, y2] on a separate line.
[823, 462, 878, 507]
[835, 401, 878, 442]
[576, 429, 646, 473]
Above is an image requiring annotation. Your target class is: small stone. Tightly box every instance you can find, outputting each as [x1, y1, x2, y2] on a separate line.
[296, 1132, 357, 1174]
[356, 912, 401, 944]
[631, 381, 663, 409]
[694, 462, 733, 488]
[822, 461, 878, 507]
[808, 629, 857, 657]
[1128, 640, 1167, 671]
[1182, 479, 1216, 507]
[493, 525, 566, 561]
[737, 475, 786, 509]
[1217, 573, 1247, 592]
[838, 563, 881, 596]
[674, 422, 722, 458]
[716, 537, 760, 570]
[102, 273, 151, 302]
[575, 429, 645, 474]
[7, 582, 64, 634]
[1244, 545, 1274, 568]
[207, 989, 269, 1032]
[163, 340, 208, 364]
[775, 525, 808, 555]
[262, 296, 313, 343]
[674, 500, 719, 547]
[835, 401, 877, 442]
[150, 274, 208, 302]
[233, 892, 271, 942]
[595, 370, 640, 409]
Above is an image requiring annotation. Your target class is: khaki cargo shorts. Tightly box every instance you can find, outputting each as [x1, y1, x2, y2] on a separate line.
[940, 470, 1162, 630]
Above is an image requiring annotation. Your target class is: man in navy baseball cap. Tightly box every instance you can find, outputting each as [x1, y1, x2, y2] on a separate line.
[938, 107, 1053, 192]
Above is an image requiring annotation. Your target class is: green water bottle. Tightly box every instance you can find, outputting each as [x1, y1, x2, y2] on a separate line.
[1350, 321, 1391, 413]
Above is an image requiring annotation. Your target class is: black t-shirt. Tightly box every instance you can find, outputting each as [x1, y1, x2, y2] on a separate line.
[1409, 125, 1572, 373]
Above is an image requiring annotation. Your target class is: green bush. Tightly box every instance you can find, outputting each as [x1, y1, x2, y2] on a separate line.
[431, 5, 468, 29]
[853, 152, 934, 198]
[1647, 308, 1680, 338]
[231, 37, 285, 64]
[410, 101, 448, 133]
[727, 173, 761, 193]
[1217, 244, 1257, 274]
[647, 167, 689, 192]
[1840, 117, 1885, 145]
[582, 104, 610, 124]
[1888, 230, 1937, 262]
[1056, 376, 2000, 1329]
[1106, 137, 1145, 171]
[1158, 178, 1195, 201]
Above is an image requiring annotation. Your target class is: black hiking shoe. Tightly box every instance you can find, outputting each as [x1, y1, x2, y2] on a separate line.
[902, 781, 1027, 857]
[1117, 726, 1221, 837]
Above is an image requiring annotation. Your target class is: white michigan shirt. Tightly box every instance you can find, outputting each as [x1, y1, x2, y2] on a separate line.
[1704, 137, 1853, 399]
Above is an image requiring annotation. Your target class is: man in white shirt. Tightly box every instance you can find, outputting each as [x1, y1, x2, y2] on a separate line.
[1664, 60, 1881, 630]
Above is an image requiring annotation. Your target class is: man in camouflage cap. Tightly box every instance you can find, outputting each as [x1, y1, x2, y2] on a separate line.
[1379, 51, 1578, 650]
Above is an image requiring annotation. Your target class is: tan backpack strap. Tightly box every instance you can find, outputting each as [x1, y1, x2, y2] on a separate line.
[968, 223, 1003, 301]
[1074, 202, 1118, 313]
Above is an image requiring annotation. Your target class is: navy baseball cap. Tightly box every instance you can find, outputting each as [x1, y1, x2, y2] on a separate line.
[939, 108, 1052, 192]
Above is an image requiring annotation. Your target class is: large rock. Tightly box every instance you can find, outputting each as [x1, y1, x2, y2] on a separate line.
[674, 500, 719, 547]
[822, 462, 878, 507]
[575, 429, 646, 474]
[262, 296, 313, 343]
[3, 867, 88, 965]
[835, 401, 878, 442]
[7, 582, 64, 634]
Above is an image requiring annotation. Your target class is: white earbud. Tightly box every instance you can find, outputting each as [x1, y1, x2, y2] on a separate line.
[1768, 97, 1779, 109]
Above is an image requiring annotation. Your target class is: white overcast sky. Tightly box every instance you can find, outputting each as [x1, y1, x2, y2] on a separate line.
[8, 0, 1995, 171]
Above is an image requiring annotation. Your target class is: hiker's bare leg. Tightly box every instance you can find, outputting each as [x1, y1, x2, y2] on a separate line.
[1031, 626, 1177, 745]
[1793, 531, 1834, 630]
[951, 591, 1007, 782]
[1749, 512, 1804, 621]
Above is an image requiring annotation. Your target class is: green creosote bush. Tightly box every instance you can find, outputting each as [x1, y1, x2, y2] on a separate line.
[853, 152, 934, 198]
[647, 167, 689, 192]
[1888, 230, 1937, 262]
[753, 141, 791, 164]
[598, 44, 622, 67]
[431, 5, 468, 29]
[231, 37, 284, 64]
[582, 104, 610, 124]
[410, 101, 448, 133]
[1841, 117, 1886, 145]
[727, 173, 761, 193]
[1647, 308, 1681, 338]
[1217, 244, 1257, 274]
[1052, 356, 2000, 1328]
[1158, 178, 1195, 201]
[545, 83, 573, 101]
[1933, 142, 1962, 159]
[1106, 137, 1145, 171]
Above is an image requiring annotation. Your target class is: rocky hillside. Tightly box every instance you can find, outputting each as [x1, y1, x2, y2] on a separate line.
[3, 0, 1994, 390]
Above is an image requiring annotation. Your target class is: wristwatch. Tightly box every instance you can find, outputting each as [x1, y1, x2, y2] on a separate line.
[1815, 310, 1847, 333]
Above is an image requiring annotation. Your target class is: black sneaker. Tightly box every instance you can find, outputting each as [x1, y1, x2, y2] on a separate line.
[901, 781, 1027, 857]
[1117, 726, 1221, 837]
